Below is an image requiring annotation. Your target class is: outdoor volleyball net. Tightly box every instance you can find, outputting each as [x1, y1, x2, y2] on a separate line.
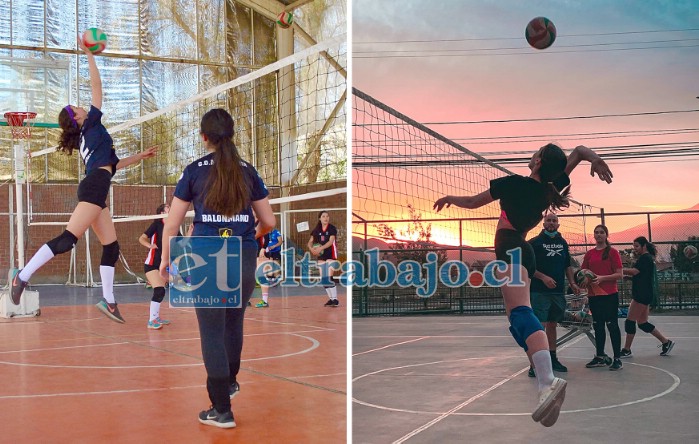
[2, 36, 346, 286]
[352, 87, 595, 263]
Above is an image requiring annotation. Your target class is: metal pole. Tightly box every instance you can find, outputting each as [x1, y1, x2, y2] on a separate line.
[647, 213, 652, 242]
[14, 142, 26, 268]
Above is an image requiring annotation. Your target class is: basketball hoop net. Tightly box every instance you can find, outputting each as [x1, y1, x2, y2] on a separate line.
[4, 111, 37, 139]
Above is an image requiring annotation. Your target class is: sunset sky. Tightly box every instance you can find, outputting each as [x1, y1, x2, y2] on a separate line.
[352, 0, 699, 241]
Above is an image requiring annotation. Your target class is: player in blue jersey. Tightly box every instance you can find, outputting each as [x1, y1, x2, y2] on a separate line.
[159, 108, 275, 429]
[254, 228, 283, 308]
[10, 36, 156, 323]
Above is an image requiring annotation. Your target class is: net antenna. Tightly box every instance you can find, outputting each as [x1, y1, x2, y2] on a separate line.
[5, 111, 36, 269]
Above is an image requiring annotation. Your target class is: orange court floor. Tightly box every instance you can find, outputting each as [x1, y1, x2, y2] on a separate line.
[0, 285, 347, 443]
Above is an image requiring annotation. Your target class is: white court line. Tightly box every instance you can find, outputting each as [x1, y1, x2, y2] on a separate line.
[360, 336, 584, 443]
[0, 341, 129, 354]
[354, 359, 681, 417]
[393, 367, 527, 444]
[0, 384, 204, 400]
[355, 335, 515, 339]
[352, 337, 428, 357]
[0, 334, 320, 368]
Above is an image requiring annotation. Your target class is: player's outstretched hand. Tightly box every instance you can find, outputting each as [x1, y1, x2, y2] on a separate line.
[77, 34, 91, 55]
[141, 145, 158, 160]
[433, 196, 452, 212]
[590, 158, 613, 184]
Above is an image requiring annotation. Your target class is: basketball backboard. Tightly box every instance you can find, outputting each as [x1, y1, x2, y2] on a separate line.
[0, 56, 69, 128]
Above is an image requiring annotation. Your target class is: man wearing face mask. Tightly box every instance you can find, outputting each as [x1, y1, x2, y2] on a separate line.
[527, 212, 581, 377]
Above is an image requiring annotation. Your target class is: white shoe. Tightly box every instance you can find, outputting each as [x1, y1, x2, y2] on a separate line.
[532, 377, 567, 426]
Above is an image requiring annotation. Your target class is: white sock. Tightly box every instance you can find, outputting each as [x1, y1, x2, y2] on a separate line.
[100, 265, 115, 304]
[532, 349, 555, 391]
[262, 293, 268, 303]
[326, 286, 337, 300]
[19, 244, 55, 281]
[149, 301, 160, 321]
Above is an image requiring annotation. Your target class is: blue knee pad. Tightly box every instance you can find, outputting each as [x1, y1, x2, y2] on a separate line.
[638, 322, 655, 333]
[625, 319, 636, 334]
[508, 306, 544, 352]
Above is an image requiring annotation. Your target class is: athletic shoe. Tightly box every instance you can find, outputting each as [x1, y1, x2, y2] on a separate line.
[551, 359, 568, 373]
[659, 340, 675, 356]
[155, 317, 170, 325]
[198, 406, 235, 429]
[147, 319, 163, 330]
[324, 299, 334, 307]
[255, 300, 269, 308]
[332, 299, 339, 307]
[528, 366, 536, 378]
[532, 377, 567, 427]
[620, 348, 632, 358]
[540, 387, 567, 428]
[609, 358, 623, 371]
[229, 382, 240, 399]
[96, 299, 125, 324]
[585, 356, 610, 368]
[10, 269, 28, 305]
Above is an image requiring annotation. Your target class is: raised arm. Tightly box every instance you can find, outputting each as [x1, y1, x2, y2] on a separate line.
[434, 190, 494, 213]
[564, 145, 613, 183]
[78, 35, 102, 110]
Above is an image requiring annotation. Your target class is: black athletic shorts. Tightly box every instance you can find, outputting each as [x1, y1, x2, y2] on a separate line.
[264, 251, 281, 261]
[77, 168, 113, 209]
[144, 263, 160, 274]
[494, 229, 536, 279]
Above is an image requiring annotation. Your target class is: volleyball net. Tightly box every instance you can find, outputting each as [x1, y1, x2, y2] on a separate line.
[352, 88, 595, 265]
[2, 35, 346, 286]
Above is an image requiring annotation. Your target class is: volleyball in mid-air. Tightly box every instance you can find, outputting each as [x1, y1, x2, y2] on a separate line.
[525, 17, 556, 50]
[82, 27, 107, 54]
[276, 11, 294, 29]
[684, 245, 698, 260]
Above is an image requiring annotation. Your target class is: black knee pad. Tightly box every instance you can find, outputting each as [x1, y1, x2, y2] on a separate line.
[638, 322, 655, 333]
[625, 319, 637, 335]
[46, 230, 78, 255]
[100, 241, 120, 266]
[151, 286, 165, 303]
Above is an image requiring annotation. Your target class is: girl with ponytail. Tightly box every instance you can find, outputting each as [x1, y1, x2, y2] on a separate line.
[160, 108, 275, 428]
[620, 236, 674, 357]
[435, 143, 613, 427]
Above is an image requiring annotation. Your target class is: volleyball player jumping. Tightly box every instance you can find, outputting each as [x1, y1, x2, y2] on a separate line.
[435, 144, 613, 427]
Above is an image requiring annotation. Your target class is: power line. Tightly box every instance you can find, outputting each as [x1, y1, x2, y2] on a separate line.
[353, 28, 699, 44]
[354, 43, 699, 58]
[420, 110, 699, 125]
[353, 38, 699, 54]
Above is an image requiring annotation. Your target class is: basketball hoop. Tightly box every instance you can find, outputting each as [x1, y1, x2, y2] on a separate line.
[4, 111, 37, 139]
